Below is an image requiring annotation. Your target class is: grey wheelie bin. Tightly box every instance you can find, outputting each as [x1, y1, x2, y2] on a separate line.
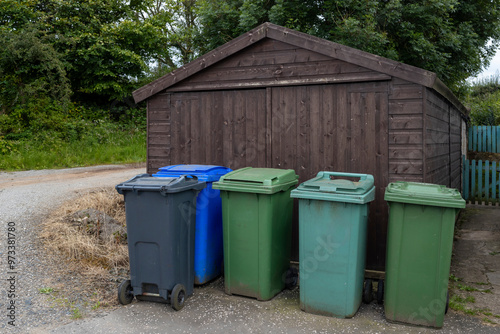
[115, 174, 206, 310]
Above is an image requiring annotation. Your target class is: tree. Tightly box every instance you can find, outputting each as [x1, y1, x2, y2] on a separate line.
[1, 0, 167, 102]
[131, 0, 202, 77]
[197, 0, 500, 91]
[0, 28, 71, 113]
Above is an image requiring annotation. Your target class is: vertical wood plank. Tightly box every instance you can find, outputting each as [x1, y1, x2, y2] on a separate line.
[191, 96, 202, 163]
[482, 125, 488, 152]
[471, 160, 476, 201]
[488, 126, 492, 153]
[495, 126, 497, 153]
[309, 86, 321, 174]
[271, 87, 283, 169]
[297, 86, 310, 178]
[222, 91, 234, 169]
[478, 160, 483, 202]
[493, 161, 498, 200]
[285, 88, 298, 171]
[213, 91, 224, 165]
[322, 85, 335, 172]
[497, 126, 500, 153]
[468, 126, 472, 151]
[266, 87, 273, 167]
[350, 91, 363, 172]
[233, 90, 246, 168]
[336, 84, 349, 172]
[485, 160, 490, 202]
[256, 89, 267, 168]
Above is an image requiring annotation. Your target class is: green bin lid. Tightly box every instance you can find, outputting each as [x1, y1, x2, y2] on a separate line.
[212, 167, 298, 194]
[384, 181, 465, 208]
[291, 171, 375, 204]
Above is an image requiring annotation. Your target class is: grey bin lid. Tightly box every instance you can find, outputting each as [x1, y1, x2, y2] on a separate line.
[116, 174, 206, 195]
[291, 171, 375, 204]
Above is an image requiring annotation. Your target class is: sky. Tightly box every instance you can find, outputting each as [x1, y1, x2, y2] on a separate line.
[473, 48, 500, 81]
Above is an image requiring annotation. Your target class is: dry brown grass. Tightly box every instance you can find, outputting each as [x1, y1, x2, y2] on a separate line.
[40, 187, 129, 269]
[39, 187, 130, 309]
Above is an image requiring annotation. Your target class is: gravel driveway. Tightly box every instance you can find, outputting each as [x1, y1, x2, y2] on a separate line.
[0, 165, 498, 333]
[0, 165, 145, 333]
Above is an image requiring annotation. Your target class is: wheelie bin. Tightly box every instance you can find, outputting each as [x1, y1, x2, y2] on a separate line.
[212, 167, 299, 301]
[115, 174, 205, 310]
[384, 182, 466, 328]
[291, 171, 376, 318]
[153, 164, 232, 285]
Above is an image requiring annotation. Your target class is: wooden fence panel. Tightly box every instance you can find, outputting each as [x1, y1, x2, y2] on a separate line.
[468, 126, 500, 153]
[463, 156, 500, 204]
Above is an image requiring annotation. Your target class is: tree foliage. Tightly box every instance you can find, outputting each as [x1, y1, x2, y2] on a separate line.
[197, 0, 500, 91]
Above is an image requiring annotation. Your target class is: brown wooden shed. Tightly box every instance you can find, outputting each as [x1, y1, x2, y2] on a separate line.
[133, 22, 468, 271]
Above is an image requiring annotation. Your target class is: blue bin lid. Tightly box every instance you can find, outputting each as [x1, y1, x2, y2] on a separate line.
[153, 164, 232, 182]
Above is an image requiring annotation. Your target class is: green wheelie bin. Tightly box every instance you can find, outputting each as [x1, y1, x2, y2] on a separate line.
[384, 182, 465, 328]
[291, 171, 375, 318]
[212, 167, 299, 301]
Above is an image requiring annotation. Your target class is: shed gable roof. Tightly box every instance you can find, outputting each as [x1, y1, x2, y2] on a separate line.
[133, 22, 465, 114]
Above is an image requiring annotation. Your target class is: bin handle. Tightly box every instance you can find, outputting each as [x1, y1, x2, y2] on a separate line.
[159, 174, 198, 195]
[318, 171, 373, 182]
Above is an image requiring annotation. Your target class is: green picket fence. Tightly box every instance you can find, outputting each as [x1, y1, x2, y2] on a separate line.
[462, 156, 500, 204]
[468, 125, 500, 153]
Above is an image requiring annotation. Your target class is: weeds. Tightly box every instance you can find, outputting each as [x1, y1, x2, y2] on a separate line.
[39, 287, 54, 294]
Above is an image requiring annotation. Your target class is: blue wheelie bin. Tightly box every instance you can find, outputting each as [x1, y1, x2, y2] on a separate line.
[154, 164, 232, 284]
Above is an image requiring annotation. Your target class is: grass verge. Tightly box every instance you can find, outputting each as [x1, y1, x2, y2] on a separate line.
[0, 129, 146, 171]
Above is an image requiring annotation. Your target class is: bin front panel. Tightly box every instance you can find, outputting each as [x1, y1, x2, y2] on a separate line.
[221, 188, 293, 301]
[299, 200, 368, 318]
[193, 182, 224, 284]
[124, 189, 197, 298]
[384, 202, 456, 328]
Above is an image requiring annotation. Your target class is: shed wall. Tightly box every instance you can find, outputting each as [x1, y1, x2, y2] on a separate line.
[424, 88, 462, 190]
[146, 82, 390, 269]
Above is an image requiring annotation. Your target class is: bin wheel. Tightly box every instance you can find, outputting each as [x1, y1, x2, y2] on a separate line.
[363, 279, 373, 304]
[118, 279, 134, 305]
[376, 279, 384, 305]
[445, 291, 449, 314]
[171, 284, 186, 311]
[284, 267, 299, 290]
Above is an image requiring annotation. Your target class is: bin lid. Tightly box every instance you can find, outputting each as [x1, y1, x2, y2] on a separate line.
[291, 171, 375, 204]
[153, 164, 232, 182]
[212, 167, 298, 194]
[116, 173, 206, 196]
[384, 181, 465, 208]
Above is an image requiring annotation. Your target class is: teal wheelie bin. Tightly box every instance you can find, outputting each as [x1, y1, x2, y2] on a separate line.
[291, 171, 375, 318]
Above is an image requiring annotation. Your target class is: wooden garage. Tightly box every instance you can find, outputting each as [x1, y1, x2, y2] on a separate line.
[133, 23, 468, 271]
